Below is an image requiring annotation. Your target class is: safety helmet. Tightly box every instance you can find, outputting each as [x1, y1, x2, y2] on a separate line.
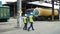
[25, 14, 27, 16]
[30, 12, 33, 15]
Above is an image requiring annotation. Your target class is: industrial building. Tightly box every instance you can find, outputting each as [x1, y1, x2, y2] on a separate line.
[2, 0, 41, 17]
[2, 0, 60, 21]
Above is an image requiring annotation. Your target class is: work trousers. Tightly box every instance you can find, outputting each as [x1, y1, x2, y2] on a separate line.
[23, 23, 27, 30]
[28, 22, 34, 31]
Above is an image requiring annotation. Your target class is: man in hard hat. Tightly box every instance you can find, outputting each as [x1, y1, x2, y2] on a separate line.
[23, 14, 27, 30]
[28, 12, 34, 31]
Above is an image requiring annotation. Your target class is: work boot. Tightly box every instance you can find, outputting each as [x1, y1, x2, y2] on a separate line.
[32, 29, 34, 31]
[28, 29, 30, 31]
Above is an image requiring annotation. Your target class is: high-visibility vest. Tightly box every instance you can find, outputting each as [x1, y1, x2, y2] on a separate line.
[23, 16, 27, 23]
[29, 15, 33, 22]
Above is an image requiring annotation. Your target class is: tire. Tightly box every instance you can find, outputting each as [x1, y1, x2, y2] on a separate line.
[33, 17, 37, 21]
[37, 16, 46, 21]
[54, 16, 59, 20]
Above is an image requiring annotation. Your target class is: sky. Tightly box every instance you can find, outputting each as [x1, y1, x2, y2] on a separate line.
[0, 0, 17, 4]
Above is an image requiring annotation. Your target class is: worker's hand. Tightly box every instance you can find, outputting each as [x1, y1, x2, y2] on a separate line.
[33, 21, 34, 23]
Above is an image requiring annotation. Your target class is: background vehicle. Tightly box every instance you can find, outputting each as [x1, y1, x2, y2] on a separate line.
[33, 7, 59, 21]
[26, 7, 59, 21]
[0, 6, 10, 22]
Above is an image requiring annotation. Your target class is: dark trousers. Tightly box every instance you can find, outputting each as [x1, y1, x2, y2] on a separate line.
[28, 22, 34, 31]
[23, 23, 27, 30]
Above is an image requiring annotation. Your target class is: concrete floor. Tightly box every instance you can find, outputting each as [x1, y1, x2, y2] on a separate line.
[0, 18, 60, 34]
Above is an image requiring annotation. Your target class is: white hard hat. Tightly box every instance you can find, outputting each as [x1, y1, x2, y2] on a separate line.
[25, 14, 27, 16]
[30, 12, 33, 14]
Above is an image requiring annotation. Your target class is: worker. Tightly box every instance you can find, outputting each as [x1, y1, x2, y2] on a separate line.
[23, 14, 27, 30]
[28, 12, 34, 31]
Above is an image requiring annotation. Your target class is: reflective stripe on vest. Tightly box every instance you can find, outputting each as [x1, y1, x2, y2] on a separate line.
[29, 15, 33, 22]
[23, 17, 27, 23]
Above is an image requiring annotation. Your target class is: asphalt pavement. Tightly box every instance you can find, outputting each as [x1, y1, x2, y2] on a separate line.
[0, 18, 17, 33]
[0, 18, 60, 34]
